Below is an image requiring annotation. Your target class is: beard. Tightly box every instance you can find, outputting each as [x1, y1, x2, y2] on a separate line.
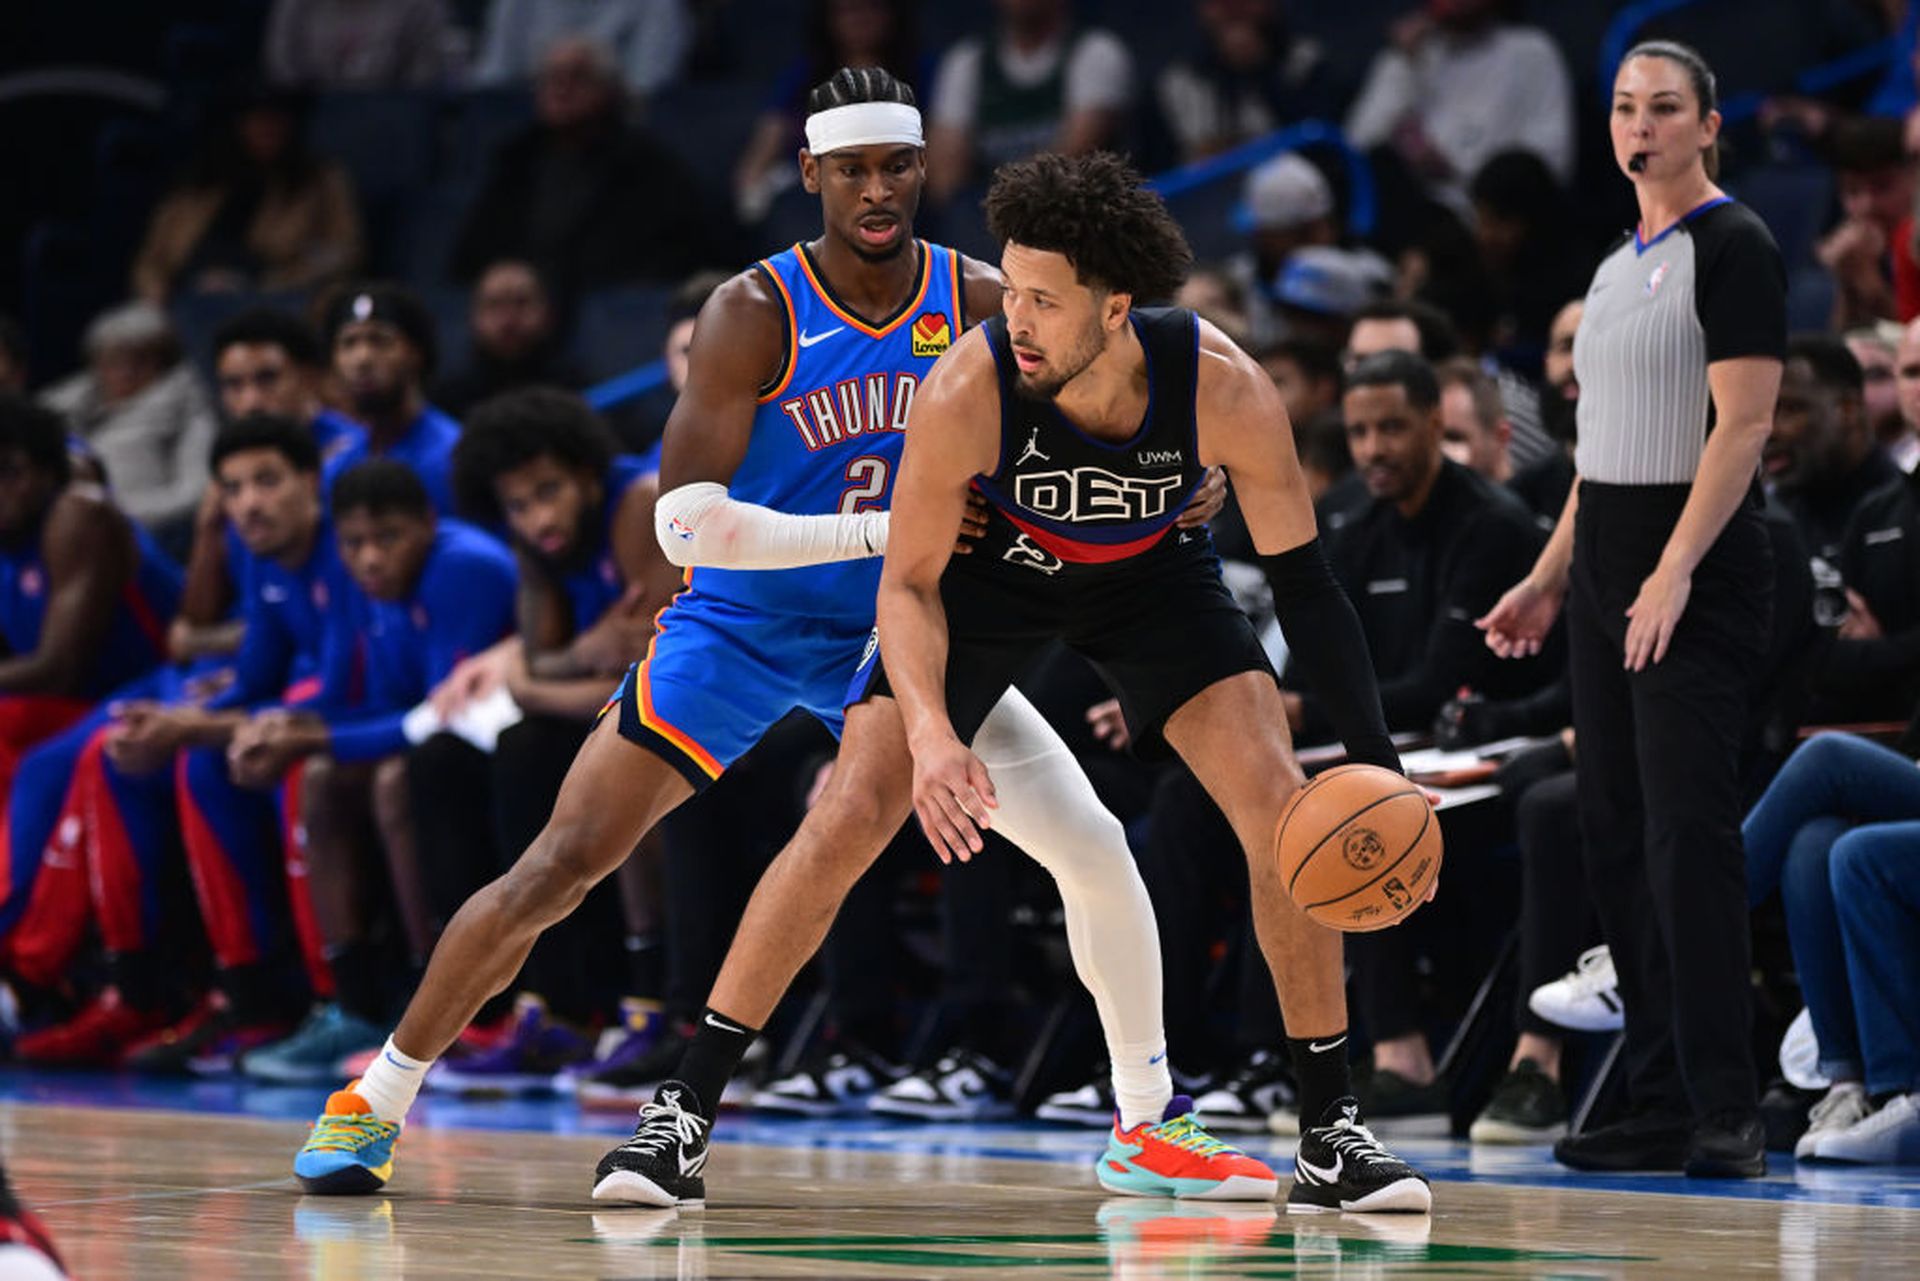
[1541, 386, 1578, 444]
[1011, 324, 1107, 402]
[351, 380, 408, 420]
[521, 501, 601, 574]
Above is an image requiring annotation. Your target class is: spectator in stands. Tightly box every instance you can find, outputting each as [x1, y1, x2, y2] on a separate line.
[1468, 149, 1590, 370]
[1153, 0, 1335, 165]
[1818, 117, 1914, 329]
[265, 0, 451, 89]
[1438, 357, 1512, 485]
[1345, 0, 1573, 217]
[451, 36, 718, 294]
[471, 0, 691, 98]
[1346, 297, 1458, 368]
[925, 0, 1133, 208]
[1290, 351, 1550, 738]
[1286, 350, 1551, 1118]
[1258, 335, 1342, 433]
[1349, 297, 1556, 475]
[318, 283, 460, 518]
[1174, 265, 1253, 347]
[232, 460, 517, 1082]
[1848, 323, 1915, 471]
[1767, 334, 1898, 564]
[0, 317, 25, 394]
[1742, 732, 1920, 1165]
[1890, 316, 1920, 471]
[1508, 297, 1581, 525]
[1268, 245, 1393, 350]
[733, 0, 923, 225]
[131, 86, 363, 303]
[1230, 153, 1339, 346]
[432, 261, 584, 419]
[1815, 430, 1920, 723]
[38, 303, 217, 540]
[611, 269, 728, 456]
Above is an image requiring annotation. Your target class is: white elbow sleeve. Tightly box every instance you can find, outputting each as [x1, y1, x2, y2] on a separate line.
[654, 481, 889, 570]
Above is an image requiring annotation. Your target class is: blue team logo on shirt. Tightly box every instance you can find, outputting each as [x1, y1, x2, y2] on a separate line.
[1645, 261, 1671, 296]
[19, 567, 41, 597]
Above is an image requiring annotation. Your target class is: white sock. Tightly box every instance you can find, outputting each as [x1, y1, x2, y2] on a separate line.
[972, 689, 1174, 1133]
[354, 1036, 431, 1124]
[1109, 1039, 1175, 1132]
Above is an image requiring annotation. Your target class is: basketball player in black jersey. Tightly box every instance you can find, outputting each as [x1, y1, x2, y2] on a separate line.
[876, 152, 1433, 1213]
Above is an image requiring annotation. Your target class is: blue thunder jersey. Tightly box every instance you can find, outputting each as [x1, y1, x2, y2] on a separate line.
[560, 455, 652, 632]
[0, 512, 182, 699]
[674, 240, 964, 623]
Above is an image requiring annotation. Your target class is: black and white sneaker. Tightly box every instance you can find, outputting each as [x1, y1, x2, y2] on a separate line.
[868, 1049, 1015, 1121]
[1286, 1098, 1432, 1214]
[591, 1081, 712, 1207]
[1194, 1049, 1297, 1134]
[749, 1046, 899, 1117]
[1035, 1074, 1115, 1126]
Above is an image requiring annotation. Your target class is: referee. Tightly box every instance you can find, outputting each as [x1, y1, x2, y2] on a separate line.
[1480, 40, 1783, 1179]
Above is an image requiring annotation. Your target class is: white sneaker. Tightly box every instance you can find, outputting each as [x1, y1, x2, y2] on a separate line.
[1528, 945, 1623, 1033]
[1794, 1081, 1869, 1160]
[868, 1049, 1016, 1121]
[1810, 1093, 1920, 1164]
[1035, 1077, 1114, 1126]
[749, 1047, 896, 1117]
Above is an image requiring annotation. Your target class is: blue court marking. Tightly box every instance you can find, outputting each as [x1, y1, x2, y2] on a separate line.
[5, 1068, 1919, 1210]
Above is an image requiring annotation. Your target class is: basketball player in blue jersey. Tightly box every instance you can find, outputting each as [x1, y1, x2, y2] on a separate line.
[867, 154, 1433, 1214]
[294, 68, 1269, 1205]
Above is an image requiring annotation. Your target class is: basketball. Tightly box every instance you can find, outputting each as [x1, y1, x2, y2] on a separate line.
[1274, 764, 1442, 932]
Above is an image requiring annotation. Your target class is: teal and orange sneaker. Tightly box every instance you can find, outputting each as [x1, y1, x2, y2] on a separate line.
[1097, 1095, 1280, 1200]
[294, 1083, 401, 1195]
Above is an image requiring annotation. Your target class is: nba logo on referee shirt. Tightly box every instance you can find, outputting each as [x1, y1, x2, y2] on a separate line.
[911, 313, 951, 359]
[1645, 261, 1671, 296]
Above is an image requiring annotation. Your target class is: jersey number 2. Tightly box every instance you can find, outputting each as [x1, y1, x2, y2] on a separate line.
[838, 456, 890, 514]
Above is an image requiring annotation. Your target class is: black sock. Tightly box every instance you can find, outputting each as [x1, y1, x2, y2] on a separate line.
[625, 934, 663, 1000]
[1288, 1031, 1353, 1123]
[676, 1007, 759, 1120]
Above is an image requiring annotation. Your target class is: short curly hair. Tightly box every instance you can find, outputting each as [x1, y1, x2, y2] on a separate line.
[452, 386, 617, 525]
[984, 152, 1192, 302]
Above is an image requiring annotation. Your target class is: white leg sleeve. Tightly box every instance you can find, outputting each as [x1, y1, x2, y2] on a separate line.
[973, 687, 1172, 1129]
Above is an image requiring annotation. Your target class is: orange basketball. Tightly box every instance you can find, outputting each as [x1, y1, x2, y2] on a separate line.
[1274, 764, 1442, 932]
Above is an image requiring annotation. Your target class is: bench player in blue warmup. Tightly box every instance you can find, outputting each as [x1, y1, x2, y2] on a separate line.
[293, 68, 1274, 1204]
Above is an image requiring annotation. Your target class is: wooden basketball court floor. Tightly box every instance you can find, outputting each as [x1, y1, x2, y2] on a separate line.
[5, 1072, 1919, 1278]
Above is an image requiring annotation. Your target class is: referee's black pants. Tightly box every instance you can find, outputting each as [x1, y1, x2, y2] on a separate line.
[1568, 482, 1770, 1123]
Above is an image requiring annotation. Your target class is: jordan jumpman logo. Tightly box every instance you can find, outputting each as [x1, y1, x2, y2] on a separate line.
[1016, 426, 1049, 466]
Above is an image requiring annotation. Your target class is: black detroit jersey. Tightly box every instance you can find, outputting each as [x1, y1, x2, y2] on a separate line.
[968, 306, 1210, 577]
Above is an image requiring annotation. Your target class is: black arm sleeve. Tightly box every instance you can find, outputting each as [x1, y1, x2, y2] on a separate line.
[1261, 538, 1401, 773]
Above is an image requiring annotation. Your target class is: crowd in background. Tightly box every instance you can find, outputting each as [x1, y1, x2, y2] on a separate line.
[1, 0, 1919, 1169]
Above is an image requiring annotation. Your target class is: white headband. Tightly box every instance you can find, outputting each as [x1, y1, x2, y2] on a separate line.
[804, 101, 923, 155]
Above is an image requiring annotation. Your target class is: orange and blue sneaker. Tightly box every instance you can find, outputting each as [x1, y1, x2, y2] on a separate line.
[294, 1082, 401, 1195]
[1098, 1095, 1280, 1200]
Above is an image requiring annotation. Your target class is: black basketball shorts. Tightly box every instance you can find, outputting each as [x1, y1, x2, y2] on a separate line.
[851, 530, 1274, 759]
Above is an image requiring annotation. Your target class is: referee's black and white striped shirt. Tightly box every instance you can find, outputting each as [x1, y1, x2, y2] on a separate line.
[1572, 198, 1786, 485]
